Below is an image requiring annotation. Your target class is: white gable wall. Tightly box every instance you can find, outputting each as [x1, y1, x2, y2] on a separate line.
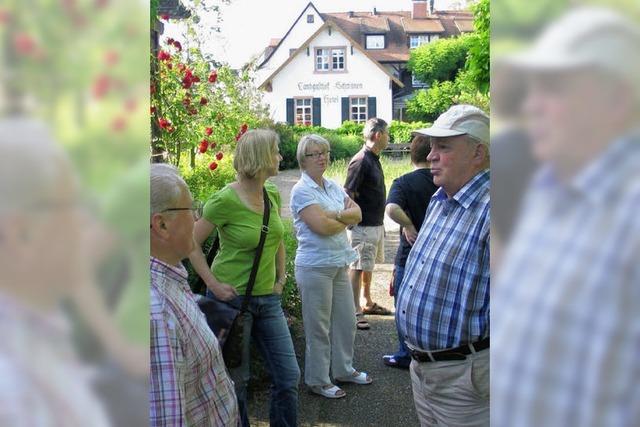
[256, 4, 324, 86]
[265, 27, 393, 128]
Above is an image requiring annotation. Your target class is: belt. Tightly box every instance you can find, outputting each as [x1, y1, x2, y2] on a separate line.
[409, 337, 489, 363]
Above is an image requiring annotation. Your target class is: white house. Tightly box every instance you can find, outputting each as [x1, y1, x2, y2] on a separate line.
[257, 1, 473, 128]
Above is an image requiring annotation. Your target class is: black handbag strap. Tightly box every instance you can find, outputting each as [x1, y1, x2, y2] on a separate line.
[241, 187, 270, 312]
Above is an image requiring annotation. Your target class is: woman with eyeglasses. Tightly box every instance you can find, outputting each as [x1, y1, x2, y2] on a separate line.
[189, 129, 300, 427]
[290, 134, 371, 400]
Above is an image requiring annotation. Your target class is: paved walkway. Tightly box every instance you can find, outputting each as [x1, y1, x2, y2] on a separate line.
[246, 171, 418, 426]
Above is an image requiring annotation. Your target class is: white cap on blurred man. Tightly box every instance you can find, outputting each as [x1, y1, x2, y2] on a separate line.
[504, 7, 640, 99]
[413, 104, 490, 145]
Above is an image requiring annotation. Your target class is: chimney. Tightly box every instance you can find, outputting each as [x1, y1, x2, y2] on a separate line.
[429, 0, 435, 16]
[412, 1, 428, 19]
[372, 7, 377, 16]
[348, 11, 354, 18]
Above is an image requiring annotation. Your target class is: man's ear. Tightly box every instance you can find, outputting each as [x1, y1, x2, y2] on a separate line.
[150, 213, 170, 237]
[473, 143, 489, 164]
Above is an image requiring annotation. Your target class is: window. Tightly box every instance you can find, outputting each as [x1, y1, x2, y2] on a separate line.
[307, 14, 314, 23]
[409, 34, 438, 49]
[366, 35, 385, 49]
[412, 74, 427, 87]
[315, 47, 346, 72]
[350, 97, 368, 123]
[295, 98, 313, 126]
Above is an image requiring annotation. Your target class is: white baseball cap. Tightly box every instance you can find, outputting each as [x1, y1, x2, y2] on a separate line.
[502, 7, 640, 97]
[413, 104, 490, 144]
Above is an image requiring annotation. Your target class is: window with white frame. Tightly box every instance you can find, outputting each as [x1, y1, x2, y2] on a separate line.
[295, 98, 313, 126]
[350, 97, 368, 123]
[409, 34, 439, 49]
[366, 35, 385, 49]
[315, 47, 346, 72]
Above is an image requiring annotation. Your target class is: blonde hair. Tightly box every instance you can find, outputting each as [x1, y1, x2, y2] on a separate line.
[296, 134, 330, 170]
[233, 129, 280, 179]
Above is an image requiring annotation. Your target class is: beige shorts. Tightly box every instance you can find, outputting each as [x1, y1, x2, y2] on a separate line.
[347, 225, 385, 271]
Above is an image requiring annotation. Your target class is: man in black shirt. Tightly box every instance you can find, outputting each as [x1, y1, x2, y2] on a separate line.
[344, 117, 390, 330]
[382, 135, 438, 368]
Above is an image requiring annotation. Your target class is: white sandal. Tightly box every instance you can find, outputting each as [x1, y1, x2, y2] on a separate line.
[310, 384, 346, 399]
[336, 371, 372, 385]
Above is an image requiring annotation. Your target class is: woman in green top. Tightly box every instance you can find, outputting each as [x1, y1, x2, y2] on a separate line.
[189, 129, 300, 427]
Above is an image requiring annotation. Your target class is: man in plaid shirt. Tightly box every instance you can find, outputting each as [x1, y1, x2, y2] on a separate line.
[396, 105, 490, 426]
[493, 7, 640, 426]
[150, 163, 238, 426]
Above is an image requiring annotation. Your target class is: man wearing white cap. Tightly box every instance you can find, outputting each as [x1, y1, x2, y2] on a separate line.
[396, 104, 490, 425]
[492, 7, 640, 427]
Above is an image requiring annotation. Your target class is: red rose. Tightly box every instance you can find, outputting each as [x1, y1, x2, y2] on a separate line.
[199, 97, 208, 106]
[193, 75, 201, 83]
[205, 127, 213, 136]
[189, 107, 198, 115]
[150, 106, 156, 114]
[157, 50, 171, 61]
[216, 151, 223, 161]
[208, 71, 218, 83]
[166, 37, 174, 45]
[177, 63, 186, 72]
[160, 14, 170, 20]
[92, 74, 110, 99]
[181, 76, 193, 89]
[210, 142, 217, 149]
[13, 33, 36, 56]
[111, 116, 126, 132]
[0, 9, 12, 25]
[124, 98, 137, 112]
[104, 50, 119, 66]
[158, 118, 171, 129]
[241, 123, 248, 134]
[198, 139, 209, 153]
[173, 41, 182, 51]
[209, 161, 218, 171]
[166, 62, 173, 70]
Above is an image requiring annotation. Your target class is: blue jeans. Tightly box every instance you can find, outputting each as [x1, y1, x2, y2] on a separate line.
[209, 292, 300, 427]
[392, 265, 411, 362]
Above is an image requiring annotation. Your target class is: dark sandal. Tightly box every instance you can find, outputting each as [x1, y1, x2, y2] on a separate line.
[362, 303, 392, 316]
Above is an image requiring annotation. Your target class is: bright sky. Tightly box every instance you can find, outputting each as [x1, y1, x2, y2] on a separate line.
[165, 0, 469, 68]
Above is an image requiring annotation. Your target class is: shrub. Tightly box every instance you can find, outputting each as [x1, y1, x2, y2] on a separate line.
[388, 120, 431, 144]
[335, 120, 364, 136]
[181, 154, 236, 203]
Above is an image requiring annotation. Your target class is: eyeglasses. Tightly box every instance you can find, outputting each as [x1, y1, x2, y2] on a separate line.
[162, 200, 203, 220]
[305, 151, 330, 159]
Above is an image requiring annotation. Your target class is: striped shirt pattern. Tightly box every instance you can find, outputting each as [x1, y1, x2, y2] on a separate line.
[150, 257, 238, 426]
[396, 170, 490, 351]
[492, 134, 640, 427]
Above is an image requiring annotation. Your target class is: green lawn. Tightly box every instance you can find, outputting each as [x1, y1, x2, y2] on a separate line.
[325, 155, 413, 193]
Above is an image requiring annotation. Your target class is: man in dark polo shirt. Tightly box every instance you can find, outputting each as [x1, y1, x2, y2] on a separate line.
[382, 134, 438, 368]
[344, 117, 390, 330]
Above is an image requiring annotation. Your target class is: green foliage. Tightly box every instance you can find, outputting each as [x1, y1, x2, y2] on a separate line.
[274, 123, 362, 170]
[335, 120, 364, 136]
[406, 71, 490, 122]
[152, 48, 270, 168]
[408, 35, 474, 85]
[180, 154, 236, 203]
[280, 219, 301, 319]
[465, 0, 490, 94]
[388, 120, 431, 143]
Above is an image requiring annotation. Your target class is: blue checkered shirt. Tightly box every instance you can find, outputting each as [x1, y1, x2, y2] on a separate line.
[492, 134, 640, 427]
[396, 170, 490, 351]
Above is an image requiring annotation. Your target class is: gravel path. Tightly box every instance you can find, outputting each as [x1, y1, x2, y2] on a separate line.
[246, 171, 418, 426]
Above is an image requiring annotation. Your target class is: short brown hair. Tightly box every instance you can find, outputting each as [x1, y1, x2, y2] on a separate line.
[410, 135, 431, 164]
